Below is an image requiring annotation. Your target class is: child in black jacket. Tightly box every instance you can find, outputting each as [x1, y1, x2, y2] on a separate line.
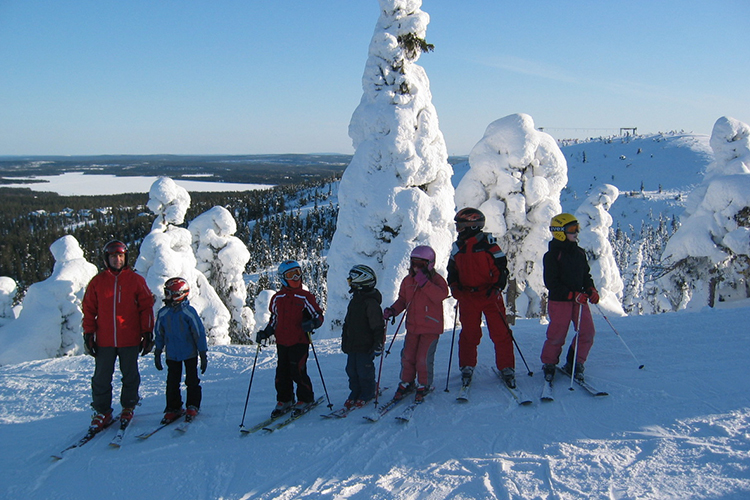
[341, 265, 385, 408]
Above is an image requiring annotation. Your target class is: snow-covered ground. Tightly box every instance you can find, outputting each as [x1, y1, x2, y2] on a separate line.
[1, 303, 748, 499]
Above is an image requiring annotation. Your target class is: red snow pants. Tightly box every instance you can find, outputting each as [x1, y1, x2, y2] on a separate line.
[400, 332, 440, 387]
[456, 290, 514, 370]
[540, 301, 596, 365]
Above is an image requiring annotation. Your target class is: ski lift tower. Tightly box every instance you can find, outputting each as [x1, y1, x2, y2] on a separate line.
[620, 127, 637, 136]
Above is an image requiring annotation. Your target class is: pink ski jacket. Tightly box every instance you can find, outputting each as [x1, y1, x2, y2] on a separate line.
[389, 272, 449, 335]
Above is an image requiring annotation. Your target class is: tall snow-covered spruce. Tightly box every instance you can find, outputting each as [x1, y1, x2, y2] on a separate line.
[575, 184, 625, 316]
[455, 114, 567, 319]
[660, 116, 750, 309]
[325, 0, 455, 332]
[135, 177, 231, 346]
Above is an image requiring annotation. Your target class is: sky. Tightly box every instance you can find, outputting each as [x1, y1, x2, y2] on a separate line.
[1, 0, 748, 156]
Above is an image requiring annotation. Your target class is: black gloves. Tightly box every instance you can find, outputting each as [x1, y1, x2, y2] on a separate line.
[199, 351, 208, 374]
[140, 331, 154, 356]
[154, 349, 163, 371]
[256, 323, 274, 344]
[83, 333, 97, 357]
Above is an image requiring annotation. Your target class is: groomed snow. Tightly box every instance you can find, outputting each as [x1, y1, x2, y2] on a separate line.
[1, 305, 748, 499]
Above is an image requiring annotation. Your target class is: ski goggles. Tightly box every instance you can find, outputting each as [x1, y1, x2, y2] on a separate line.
[283, 268, 302, 281]
[564, 223, 580, 234]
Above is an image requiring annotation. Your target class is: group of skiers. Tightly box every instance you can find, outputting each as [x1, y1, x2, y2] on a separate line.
[80, 206, 599, 430]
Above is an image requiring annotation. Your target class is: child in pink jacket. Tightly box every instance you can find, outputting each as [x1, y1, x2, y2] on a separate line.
[383, 246, 449, 403]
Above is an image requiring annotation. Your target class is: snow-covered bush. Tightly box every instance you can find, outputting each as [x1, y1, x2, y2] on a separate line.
[0, 277, 17, 327]
[455, 113, 567, 318]
[189, 206, 254, 343]
[254, 289, 275, 333]
[325, 0, 455, 332]
[660, 116, 750, 309]
[135, 177, 231, 345]
[0, 235, 97, 365]
[575, 184, 625, 316]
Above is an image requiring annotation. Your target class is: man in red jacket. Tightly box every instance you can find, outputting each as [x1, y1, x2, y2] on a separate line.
[82, 240, 155, 429]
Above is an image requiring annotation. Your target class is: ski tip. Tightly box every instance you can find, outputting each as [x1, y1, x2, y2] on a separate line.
[51, 455, 63, 461]
[520, 400, 533, 406]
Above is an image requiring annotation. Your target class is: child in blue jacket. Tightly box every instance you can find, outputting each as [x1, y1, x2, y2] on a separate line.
[154, 277, 208, 422]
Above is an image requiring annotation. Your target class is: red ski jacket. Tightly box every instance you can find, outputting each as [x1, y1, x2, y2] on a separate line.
[268, 287, 324, 346]
[82, 268, 155, 348]
[389, 272, 449, 335]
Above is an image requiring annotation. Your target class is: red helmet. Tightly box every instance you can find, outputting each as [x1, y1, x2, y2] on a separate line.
[410, 245, 436, 271]
[164, 277, 190, 303]
[103, 240, 128, 269]
[454, 208, 486, 233]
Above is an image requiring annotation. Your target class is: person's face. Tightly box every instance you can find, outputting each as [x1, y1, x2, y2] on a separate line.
[283, 268, 302, 288]
[410, 258, 428, 273]
[108, 253, 126, 270]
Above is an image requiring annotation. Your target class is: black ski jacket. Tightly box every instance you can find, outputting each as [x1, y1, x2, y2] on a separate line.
[543, 238, 595, 302]
[341, 288, 385, 354]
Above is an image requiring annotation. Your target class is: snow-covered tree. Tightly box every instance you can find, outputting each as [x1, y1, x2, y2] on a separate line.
[455, 113, 567, 318]
[254, 289, 275, 333]
[0, 235, 97, 365]
[0, 277, 17, 327]
[325, 0, 455, 332]
[189, 206, 254, 343]
[660, 116, 750, 309]
[575, 184, 625, 316]
[135, 177, 231, 345]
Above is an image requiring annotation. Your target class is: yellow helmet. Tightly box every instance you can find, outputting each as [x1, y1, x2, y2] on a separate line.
[550, 213, 579, 241]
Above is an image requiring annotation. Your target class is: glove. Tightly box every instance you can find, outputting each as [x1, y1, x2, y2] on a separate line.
[414, 269, 429, 287]
[83, 333, 97, 357]
[373, 343, 383, 357]
[154, 350, 163, 371]
[256, 324, 274, 344]
[199, 351, 208, 374]
[383, 307, 396, 321]
[301, 319, 316, 333]
[140, 331, 154, 356]
[587, 287, 600, 305]
[575, 292, 589, 305]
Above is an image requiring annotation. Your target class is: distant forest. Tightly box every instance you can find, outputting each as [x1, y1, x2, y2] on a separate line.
[0, 175, 340, 306]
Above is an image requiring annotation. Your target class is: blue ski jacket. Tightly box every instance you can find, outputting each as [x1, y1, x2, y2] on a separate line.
[154, 299, 208, 361]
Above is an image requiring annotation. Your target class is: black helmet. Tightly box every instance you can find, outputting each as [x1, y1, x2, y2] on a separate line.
[454, 208, 486, 234]
[347, 264, 377, 291]
[103, 240, 128, 270]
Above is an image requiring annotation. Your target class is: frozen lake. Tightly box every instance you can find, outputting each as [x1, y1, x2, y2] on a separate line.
[2, 172, 272, 196]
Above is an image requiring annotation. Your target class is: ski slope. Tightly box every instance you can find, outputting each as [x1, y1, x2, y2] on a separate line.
[1, 302, 748, 499]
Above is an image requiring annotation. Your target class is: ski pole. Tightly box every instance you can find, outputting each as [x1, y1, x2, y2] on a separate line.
[569, 303, 584, 391]
[593, 303, 644, 369]
[374, 323, 388, 407]
[444, 301, 459, 392]
[496, 299, 533, 377]
[384, 305, 408, 357]
[307, 332, 334, 410]
[239, 343, 261, 430]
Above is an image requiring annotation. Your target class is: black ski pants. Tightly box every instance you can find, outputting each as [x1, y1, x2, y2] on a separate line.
[91, 345, 140, 414]
[165, 357, 202, 411]
[275, 343, 314, 404]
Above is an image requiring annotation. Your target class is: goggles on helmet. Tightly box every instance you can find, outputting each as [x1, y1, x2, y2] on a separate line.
[283, 268, 302, 281]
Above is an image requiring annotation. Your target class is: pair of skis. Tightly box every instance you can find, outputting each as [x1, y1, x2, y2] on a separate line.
[321, 388, 388, 419]
[239, 396, 325, 435]
[455, 369, 533, 406]
[541, 366, 609, 401]
[363, 385, 431, 423]
[135, 411, 197, 440]
[51, 413, 122, 460]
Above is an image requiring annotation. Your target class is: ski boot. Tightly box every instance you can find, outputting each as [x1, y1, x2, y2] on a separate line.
[500, 367, 516, 389]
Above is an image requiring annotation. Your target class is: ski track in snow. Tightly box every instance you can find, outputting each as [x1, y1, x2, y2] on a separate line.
[1, 307, 750, 499]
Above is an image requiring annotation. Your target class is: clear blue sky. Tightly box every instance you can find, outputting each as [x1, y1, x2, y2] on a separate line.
[1, 0, 748, 156]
